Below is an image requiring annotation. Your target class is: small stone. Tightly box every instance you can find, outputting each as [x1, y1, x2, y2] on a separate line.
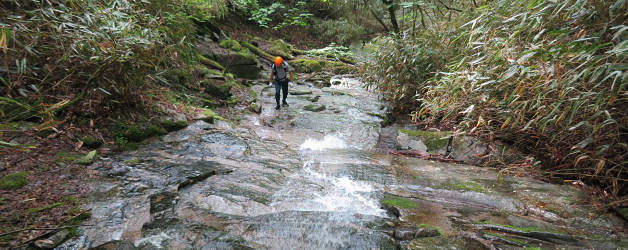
[34, 239, 56, 249]
[107, 166, 129, 176]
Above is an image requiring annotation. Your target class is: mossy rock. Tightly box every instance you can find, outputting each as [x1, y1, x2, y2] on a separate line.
[77, 150, 98, 165]
[338, 56, 357, 65]
[159, 119, 189, 132]
[290, 59, 323, 73]
[122, 125, 168, 142]
[80, 135, 102, 148]
[331, 65, 359, 74]
[249, 102, 262, 114]
[398, 129, 452, 153]
[195, 109, 222, 124]
[240, 40, 274, 61]
[198, 55, 225, 70]
[303, 104, 326, 112]
[268, 39, 295, 60]
[0, 171, 28, 190]
[201, 80, 232, 99]
[219, 38, 243, 51]
[193, 65, 223, 78]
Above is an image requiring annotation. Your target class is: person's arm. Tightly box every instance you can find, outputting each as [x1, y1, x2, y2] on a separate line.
[270, 71, 274, 83]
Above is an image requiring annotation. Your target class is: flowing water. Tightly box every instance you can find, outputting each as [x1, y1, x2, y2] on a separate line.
[58, 76, 627, 249]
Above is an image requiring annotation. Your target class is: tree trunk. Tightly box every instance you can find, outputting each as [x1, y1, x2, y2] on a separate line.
[364, 0, 390, 32]
[382, 0, 399, 33]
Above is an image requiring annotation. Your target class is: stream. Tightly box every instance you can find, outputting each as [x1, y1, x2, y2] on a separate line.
[57, 77, 627, 249]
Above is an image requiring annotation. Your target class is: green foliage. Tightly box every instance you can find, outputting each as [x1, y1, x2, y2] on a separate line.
[238, 1, 312, 30]
[366, 0, 628, 194]
[0, 171, 29, 190]
[0, 0, 226, 124]
[306, 43, 354, 59]
[27, 202, 64, 215]
[312, 18, 367, 45]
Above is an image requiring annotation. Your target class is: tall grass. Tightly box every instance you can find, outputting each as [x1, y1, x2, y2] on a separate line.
[0, 0, 225, 125]
[365, 0, 627, 195]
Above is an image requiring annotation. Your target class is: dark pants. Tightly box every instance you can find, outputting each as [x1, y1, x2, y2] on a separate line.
[274, 78, 289, 105]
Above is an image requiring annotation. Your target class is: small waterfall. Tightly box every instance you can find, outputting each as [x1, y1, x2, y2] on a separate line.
[271, 134, 385, 216]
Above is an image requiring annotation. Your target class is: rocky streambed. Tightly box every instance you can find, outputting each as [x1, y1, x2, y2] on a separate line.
[56, 77, 626, 249]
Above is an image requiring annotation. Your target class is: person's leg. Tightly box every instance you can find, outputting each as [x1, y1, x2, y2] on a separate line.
[281, 79, 289, 106]
[274, 79, 281, 109]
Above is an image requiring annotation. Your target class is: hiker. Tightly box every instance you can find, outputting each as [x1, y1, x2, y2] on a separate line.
[270, 56, 293, 110]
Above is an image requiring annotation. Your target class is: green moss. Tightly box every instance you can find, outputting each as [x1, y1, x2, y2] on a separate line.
[194, 65, 222, 78]
[159, 119, 189, 132]
[380, 197, 418, 209]
[303, 104, 326, 112]
[199, 108, 224, 123]
[77, 150, 97, 165]
[241, 40, 274, 61]
[80, 135, 102, 148]
[439, 180, 485, 193]
[55, 152, 82, 163]
[201, 98, 216, 107]
[219, 38, 243, 51]
[122, 124, 168, 142]
[269, 39, 295, 59]
[417, 224, 443, 236]
[331, 65, 359, 74]
[291, 59, 323, 73]
[399, 129, 452, 152]
[198, 55, 225, 70]
[249, 88, 258, 98]
[28, 202, 64, 215]
[0, 171, 29, 190]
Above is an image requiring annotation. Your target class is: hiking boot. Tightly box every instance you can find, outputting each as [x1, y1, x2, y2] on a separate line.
[282, 101, 289, 107]
[275, 105, 281, 110]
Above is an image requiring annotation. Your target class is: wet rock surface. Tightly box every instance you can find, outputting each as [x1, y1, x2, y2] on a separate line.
[61, 77, 627, 249]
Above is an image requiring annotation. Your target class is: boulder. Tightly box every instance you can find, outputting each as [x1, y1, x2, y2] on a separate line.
[268, 39, 295, 60]
[395, 129, 451, 154]
[205, 38, 261, 79]
[290, 59, 323, 73]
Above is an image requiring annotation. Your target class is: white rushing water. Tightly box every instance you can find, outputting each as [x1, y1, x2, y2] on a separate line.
[271, 134, 385, 216]
[299, 134, 348, 151]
